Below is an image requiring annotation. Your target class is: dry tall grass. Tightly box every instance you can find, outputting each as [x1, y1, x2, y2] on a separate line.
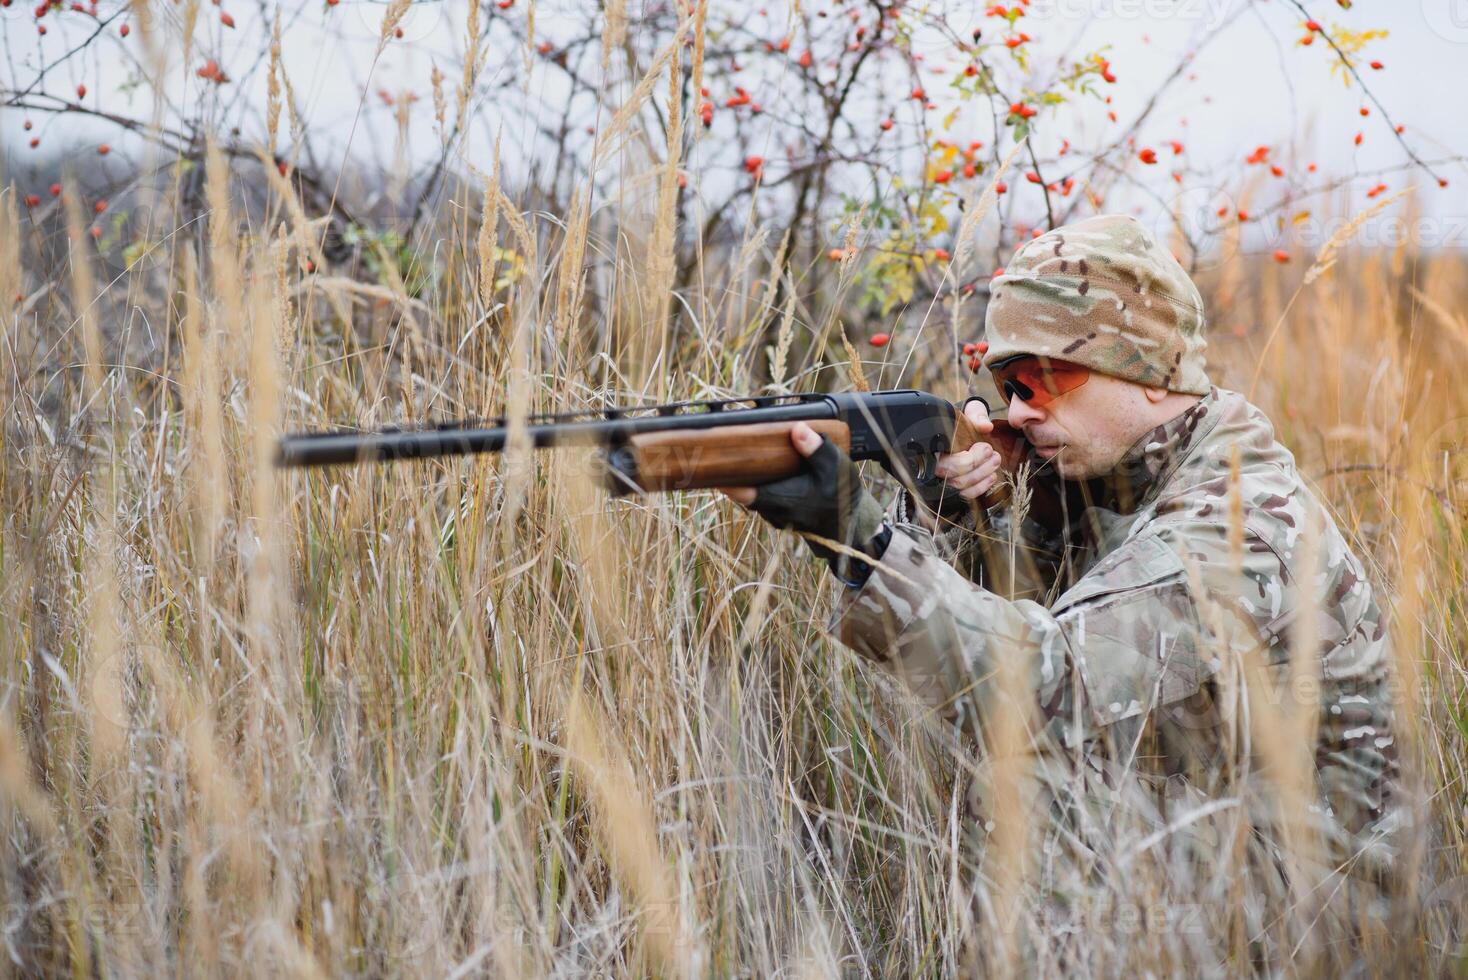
[2, 132, 1466, 978]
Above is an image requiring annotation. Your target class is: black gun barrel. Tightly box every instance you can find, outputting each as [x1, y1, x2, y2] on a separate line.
[275, 393, 845, 467]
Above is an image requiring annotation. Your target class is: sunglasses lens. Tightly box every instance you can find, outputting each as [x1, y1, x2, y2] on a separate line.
[992, 357, 1090, 407]
[1002, 378, 1033, 403]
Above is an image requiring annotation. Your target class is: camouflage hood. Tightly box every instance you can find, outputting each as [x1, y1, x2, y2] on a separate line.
[983, 214, 1211, 395]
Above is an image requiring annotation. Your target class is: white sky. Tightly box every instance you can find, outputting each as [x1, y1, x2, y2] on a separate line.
[4, 0, 1465, 252]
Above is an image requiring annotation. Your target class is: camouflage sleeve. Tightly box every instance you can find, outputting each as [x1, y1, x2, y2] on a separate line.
[828, 519, 1220, 747]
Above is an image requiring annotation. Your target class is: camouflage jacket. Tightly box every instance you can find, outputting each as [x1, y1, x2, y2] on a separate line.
[828, 386, 1400, 871]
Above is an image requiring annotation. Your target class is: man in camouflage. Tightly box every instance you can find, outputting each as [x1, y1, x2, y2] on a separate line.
[722, 213, 1401, 888]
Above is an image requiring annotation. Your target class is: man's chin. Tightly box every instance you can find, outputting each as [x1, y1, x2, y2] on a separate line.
[1043, 449, 1088, 480]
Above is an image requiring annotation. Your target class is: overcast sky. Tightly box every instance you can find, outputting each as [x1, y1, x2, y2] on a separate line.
[4, 0, 1465, 252]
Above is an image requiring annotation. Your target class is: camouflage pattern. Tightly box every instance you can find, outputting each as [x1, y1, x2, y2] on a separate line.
[829, 385, 1401, 877]
[984, 214, 1211, 395]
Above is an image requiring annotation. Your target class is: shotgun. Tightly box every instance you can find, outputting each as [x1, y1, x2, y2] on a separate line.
[274, 389, 1032, 509]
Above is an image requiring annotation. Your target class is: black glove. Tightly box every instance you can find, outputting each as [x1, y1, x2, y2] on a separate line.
[748, 435, 887, 584]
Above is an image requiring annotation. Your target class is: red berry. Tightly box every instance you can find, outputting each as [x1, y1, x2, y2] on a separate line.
[797, 50, 812, 68]
[1025, 171, 1040, 183]
[1353, 132, 1362, 146]
[29, 137, 39, 148]
[911, 87, 926, 100]
[933, 247, 951, 260]
[963, 342, 977, 355]
[76, 83, 86, 98]
[967, 356, 981, 372]
[23, 119, 32, 130]
[1369, 60, 1383, 70]
[1305, 19, 1321, 31]
[89, 225, 102, 239]
[879, 118, 893, 131]
[1270, 164, 1284, 177]
[1272, 249, 1290, 263]
[934, 169, 953, 184]
[976, 340, 989, 354]
[93, 199, 107, 213]
[97, 143, 109, 154]
[1359, 106, 1369, 117]
[869, 333, 891, 347]
[1138, 147, 1157, 164]
[49, 182, 61, 196]
[220, 10, 233, 26]
[993, 181, 1007, 194]
[24, 194, 41, 207]
[119, 22, 128, 35]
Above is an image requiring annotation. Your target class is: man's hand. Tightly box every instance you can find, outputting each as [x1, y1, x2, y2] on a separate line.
[932, 398, 1003, 501]
[718, 422, 885, 580]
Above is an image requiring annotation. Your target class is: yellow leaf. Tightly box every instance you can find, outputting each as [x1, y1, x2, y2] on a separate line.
[1291, 210, 1312, 225]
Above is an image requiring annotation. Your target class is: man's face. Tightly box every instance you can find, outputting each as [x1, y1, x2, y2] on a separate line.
[1000, 369, 1157, 480]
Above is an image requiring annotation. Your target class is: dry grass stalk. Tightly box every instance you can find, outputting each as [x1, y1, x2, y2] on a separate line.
[267, 14, 283, 159]
[1304, 186, 1413, 285]
[477, 143, 502, 310]
[377, 0, 412, 52]
[456, 0, 482, 130]
[564, 695, 701, 977]
[840, 324, 870, 391]
[644, 47, 685, 347]
[766, 289, 796, 392]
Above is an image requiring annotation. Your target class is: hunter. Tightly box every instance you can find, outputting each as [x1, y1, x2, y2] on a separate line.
[721, 213, 1401, 884]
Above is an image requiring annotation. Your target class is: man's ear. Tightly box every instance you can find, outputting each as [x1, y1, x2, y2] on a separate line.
[1142, 385, 1170, 404]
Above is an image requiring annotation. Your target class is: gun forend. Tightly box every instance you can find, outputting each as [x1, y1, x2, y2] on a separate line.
[602, 419, 852, 494]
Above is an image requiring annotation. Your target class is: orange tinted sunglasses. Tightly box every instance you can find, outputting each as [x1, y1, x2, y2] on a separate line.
[989, 354, 1091, 408]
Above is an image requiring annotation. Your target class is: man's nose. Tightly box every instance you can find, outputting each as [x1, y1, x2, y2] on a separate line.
[1006, 393, 1045, 428]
